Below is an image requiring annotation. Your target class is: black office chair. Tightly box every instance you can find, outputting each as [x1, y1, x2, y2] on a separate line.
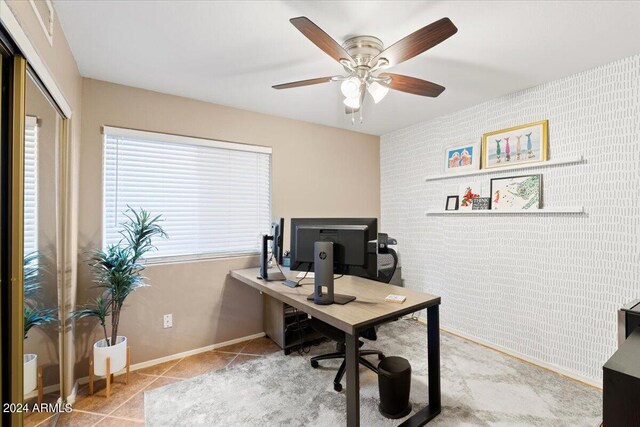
[309, 234, 399, 392]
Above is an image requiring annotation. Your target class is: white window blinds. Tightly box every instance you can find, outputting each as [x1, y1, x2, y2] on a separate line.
[103, 127, 272, 262]
[24, 116, 38, 255]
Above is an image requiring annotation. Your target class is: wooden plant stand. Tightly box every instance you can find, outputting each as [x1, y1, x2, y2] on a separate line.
[88, 346, 130, 398]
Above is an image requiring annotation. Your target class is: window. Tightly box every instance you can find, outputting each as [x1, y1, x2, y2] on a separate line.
[103, 127, 271, 262]
[24, 116, 38, 255]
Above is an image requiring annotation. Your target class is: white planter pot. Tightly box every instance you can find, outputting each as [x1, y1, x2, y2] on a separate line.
[93, 336, 127, 376]
[24, 354, 37, 394]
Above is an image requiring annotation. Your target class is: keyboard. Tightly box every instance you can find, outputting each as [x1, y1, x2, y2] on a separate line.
[296, 272, 315, 279]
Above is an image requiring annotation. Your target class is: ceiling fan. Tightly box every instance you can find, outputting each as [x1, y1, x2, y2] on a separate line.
[273, 16, 458, 123]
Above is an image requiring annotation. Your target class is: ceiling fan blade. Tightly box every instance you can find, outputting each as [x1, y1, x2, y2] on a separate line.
[380, 73, 445, 97]
[290, 17, 354, 65]
[272, 76, 333, 89]
[369, 17, 457, 68]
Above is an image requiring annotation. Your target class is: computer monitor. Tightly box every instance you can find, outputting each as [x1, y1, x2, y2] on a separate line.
[271, 218, 284, 265]
[289, 218, 378, 278]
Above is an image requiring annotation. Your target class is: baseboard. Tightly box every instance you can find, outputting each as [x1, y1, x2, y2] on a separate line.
[442, 324, 602, 389]
[411, 316, 602, 389]
[71, 331, 265, 391]
[24, 383, 62, 400]
[127, 331, 266, 373]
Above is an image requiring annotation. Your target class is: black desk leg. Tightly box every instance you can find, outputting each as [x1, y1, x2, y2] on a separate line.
[345, 332, 360, 427]
[399, 304, 441, 427]
[427, 305, 441, 411]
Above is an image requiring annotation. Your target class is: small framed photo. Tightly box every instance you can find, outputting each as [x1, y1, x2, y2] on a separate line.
[444, 141, 481, 174]
[445, 195, 459, 211]
[482, 120, 548, 170]
[490, 174, 542, 211]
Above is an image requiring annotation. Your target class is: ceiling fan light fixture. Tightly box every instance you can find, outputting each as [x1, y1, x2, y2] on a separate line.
[343, 96, 360, 109]
[367, 81, 389, 104]
[340, 76, 362, 98]
[277, 16, 457, 125]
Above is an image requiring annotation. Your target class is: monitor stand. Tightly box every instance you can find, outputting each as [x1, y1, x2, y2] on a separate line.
[258, 270, 286, 282]
[258, 234, 286, 282]
[306, 293, 355, 305]
[309, 241, 356, 305]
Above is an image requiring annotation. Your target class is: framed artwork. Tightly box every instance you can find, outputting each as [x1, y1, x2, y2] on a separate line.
[482, 120, 548, 169]
[443, 142, 480, 174]
[458, 181, 482, 211]
[472, 197, 491, 210]
[445, 196, 459, 211]
[490, 174, 542, 211]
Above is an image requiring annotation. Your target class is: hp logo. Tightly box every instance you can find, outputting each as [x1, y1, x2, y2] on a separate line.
[319, 251, 327, 260]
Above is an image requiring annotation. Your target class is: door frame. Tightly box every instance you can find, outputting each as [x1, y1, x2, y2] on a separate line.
[8, 53, 26, 427]
[0, 47, 26, 427]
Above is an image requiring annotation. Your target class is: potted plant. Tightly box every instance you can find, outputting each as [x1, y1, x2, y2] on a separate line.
[23, 252, 57, 394]
[72, 207, 166, 378]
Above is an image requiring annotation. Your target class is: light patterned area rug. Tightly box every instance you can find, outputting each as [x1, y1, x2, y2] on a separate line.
[144, 319, 601, 426]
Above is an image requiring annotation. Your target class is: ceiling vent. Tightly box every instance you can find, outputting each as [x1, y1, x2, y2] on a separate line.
[29, 0, 54, 45]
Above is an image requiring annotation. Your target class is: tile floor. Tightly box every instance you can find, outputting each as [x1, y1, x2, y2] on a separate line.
[25, 336, 281, 427]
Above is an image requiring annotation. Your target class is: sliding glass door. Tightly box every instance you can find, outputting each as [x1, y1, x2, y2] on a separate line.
[0, 25, 69, 427]
[21, 68, 65, 426]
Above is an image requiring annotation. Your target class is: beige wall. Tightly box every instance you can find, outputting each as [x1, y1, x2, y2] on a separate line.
[77, 78, 380, 373]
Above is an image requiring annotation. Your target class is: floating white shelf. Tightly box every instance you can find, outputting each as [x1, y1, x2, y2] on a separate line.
[424, 155, 585, 182]
[425, 207, 585, 216]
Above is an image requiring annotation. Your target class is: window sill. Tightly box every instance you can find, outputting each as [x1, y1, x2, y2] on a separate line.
[144, 252, 260, 266]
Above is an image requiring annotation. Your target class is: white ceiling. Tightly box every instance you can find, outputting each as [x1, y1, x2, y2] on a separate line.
[53, 1, 640, 136]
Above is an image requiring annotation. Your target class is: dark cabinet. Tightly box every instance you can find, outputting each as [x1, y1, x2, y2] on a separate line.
[603, 327, 640, 426]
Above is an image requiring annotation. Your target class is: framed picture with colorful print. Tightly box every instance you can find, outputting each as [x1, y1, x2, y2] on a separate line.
[443, 141, 481, 174]
[458, 181, 483, 211]
[482, 120, 548, 170]
[490, 174, 542, 211]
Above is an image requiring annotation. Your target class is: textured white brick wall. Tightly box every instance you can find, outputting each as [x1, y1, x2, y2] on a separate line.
[380, 54, 640, 384]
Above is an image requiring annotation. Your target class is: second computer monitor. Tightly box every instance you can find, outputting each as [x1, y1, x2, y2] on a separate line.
[271, 217, 284, 265]
[289, 218, 378, 278]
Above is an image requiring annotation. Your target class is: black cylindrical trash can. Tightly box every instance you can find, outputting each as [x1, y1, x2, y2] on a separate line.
[378, 356, 412, 419]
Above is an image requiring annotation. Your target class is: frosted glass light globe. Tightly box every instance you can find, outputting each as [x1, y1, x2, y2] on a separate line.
[367, 81, 389, 104]
[343, 96, 360, 109]
[340, 77, 361, 98]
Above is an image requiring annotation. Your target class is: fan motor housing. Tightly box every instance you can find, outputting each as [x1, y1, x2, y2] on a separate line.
[342, 36, 384, 66]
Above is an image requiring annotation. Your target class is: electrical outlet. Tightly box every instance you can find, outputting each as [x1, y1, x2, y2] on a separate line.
[163, 314, 173, 329]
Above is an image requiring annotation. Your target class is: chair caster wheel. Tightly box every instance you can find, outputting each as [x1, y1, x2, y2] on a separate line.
[311, 360, 319, 368]
[334, 383, 342, 392]
[378, 353, 385, 360]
